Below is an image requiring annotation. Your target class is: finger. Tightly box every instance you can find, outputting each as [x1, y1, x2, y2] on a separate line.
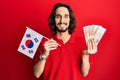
[49, 47, 57, 51]
[92, 39, 97, 47]
[45, 40, 59, 47]
[87, 39, 92, 51]
[47, 42, 59, 46]
[46, 40, 59, 45]
[93, 39, 97, 53]
[46, 39, 57, 44]
[48, 39, 61, 46]
[90, 39, 93, 50]
[44, 43, 58, 49]
[44, 39, 58, 46]
[45, 47, 57, 52]
[89, 39, 96, 54]
[47, 43, 59, 48]
[44, 44, 58, 52]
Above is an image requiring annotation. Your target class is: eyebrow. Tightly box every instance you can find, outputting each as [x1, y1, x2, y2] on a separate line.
[65, 14, 69, 16]
[55, 14, 69, 16]
[55, 14, 61, 16]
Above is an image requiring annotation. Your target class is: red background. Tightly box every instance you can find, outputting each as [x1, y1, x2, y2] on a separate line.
[1, 0, 120, 80]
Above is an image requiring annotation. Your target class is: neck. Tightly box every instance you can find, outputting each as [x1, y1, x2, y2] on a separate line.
[56, 31, 71, 44]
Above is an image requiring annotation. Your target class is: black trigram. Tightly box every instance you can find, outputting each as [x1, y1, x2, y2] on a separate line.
[28, 50, 33, 54]
[34, 38, 39, 43]
[21, 45, 25, 50]
[26, 34, 31, 38]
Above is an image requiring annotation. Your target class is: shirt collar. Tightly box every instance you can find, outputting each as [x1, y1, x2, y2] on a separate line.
[53, 34, 75, 46]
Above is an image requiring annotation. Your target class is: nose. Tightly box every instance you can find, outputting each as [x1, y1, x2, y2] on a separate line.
[60, 17, 64, 23]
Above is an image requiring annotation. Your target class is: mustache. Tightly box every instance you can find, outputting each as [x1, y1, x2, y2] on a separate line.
[57, 22, 67, 25]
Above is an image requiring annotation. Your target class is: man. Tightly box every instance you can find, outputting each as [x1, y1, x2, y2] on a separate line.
[34, 3, 97, 80]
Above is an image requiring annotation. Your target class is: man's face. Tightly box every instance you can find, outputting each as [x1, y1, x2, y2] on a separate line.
[55, 7, 70, 32]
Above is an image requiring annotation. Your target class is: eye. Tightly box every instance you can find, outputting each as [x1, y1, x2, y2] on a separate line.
[65, 14, 69, 18]
[55, 14, 61, 18]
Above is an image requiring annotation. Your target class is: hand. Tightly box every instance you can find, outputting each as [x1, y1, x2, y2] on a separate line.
[84, 26, 98, 54]
[43, 39, 59, 56]
[87, 38, 97, 54]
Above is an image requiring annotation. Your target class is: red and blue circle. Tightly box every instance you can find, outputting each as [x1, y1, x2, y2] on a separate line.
[25, 39, 34, 48]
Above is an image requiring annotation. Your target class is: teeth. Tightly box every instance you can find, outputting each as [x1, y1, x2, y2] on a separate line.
[60, 24, 66, 27]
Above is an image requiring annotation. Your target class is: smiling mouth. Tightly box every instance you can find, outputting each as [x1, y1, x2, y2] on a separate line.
[57, 22, 67, 26]
[59, 24, 67, 27]
[57, 23, 67, 28]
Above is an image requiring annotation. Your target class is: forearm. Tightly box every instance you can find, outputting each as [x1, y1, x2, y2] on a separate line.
[34, 52, 49, 78]
[81, 51, 90, 77]
[34, 59, 46, 78]
[34, 39, 58, 78]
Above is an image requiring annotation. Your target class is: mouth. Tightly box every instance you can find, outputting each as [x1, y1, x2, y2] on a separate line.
[57, 23, 67, 27]
[58, 22, 67, 25]
[59, 24, 67, 27]
[56, 23, 68, 32]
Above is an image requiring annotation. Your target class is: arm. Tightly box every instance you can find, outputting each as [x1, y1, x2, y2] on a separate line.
[81, 39, 97, 77]
[34, 39, 59, 78]
[34, 52, 48, 78]
[81, 50, 90, 77]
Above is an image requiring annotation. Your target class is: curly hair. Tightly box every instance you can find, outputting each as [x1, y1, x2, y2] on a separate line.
[48, 3, 76, 34]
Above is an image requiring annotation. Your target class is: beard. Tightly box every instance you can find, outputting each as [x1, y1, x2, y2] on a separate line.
[56, 22, 69, 32]
[56, 27, 68, 32]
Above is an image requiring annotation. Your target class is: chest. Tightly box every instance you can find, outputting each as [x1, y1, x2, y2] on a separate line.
[47, 43, 82, 64]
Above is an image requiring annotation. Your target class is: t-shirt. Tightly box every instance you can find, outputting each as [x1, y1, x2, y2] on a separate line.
[35, 34, 87, 80]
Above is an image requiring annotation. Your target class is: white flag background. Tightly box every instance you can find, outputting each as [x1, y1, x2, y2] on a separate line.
[18, 27, 43, 59]
[83, 24, 106, 45]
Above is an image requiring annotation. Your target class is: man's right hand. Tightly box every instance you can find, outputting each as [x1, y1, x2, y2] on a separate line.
[43, 39, 59, 56]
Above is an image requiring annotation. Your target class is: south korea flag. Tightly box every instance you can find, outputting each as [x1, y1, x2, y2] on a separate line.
[18, 27, 44, 59]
